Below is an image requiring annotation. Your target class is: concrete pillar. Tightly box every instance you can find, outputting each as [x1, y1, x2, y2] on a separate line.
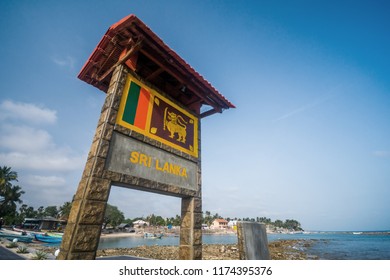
[57, 66, 126, 260]
[179, 197, 202, 260]
[237, 222, 270, 260]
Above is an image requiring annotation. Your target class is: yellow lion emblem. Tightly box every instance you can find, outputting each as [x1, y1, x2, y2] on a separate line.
[164, 108, 187, 143]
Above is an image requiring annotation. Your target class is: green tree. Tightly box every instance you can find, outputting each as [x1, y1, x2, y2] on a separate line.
[203, 211, 213, 226]
[273, 219, 284, 228]
[17, 204, 37, 224]
[0, 167, 25, 223]
[37, 206, 45, 217]
[213, 212, 222, 219]
[123, 218, 134, 226]
[0, 166, 17, 187]
[166, 215, 181, 226]
[59, 201, 72, 220]
[257, 217, 271, 224]
[147, 214, 166, 226]
[44, 206, 59, 218]
[104, 204, 125, 228]
[284, 219, 302, 231]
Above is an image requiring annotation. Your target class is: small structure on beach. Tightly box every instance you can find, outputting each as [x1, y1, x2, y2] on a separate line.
[228, 220, 238, 229]
[132, 220, 149, 228]
[21, 217, 65, 231]
[211, 219, 229, 229]
[117, 223, 131, 231]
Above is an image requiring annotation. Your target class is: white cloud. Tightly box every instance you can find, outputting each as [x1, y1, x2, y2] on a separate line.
[0, 125, 54, 152]
[0, 100, 85, 172]
[272, 88, 342, 123]
[0, 100, 57, 124]
[27, 175, 66, 187]
[21, 177, 77, 208]
[51, 55, 75, 69]
[0, 151, 85, 172]
[0, 123, 85, 172]
[0, 100, 85, 208]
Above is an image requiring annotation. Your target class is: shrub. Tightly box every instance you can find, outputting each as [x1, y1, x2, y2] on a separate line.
[32, 250, 47, 260]
[17, 246, 29, 254]
[6, 242, 18, 248]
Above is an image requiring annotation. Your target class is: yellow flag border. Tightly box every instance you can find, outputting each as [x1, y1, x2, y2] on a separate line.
[116, 74, 199, 158]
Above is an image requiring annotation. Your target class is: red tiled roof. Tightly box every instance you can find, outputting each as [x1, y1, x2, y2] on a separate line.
[78, 14, 235, 115]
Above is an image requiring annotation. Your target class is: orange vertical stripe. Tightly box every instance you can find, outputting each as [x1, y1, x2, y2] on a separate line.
[134, 87, 150, 130]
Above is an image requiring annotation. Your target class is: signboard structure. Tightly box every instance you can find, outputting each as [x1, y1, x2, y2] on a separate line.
[58, 15, 234, 260]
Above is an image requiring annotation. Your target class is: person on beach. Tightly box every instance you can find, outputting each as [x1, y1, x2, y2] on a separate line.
[0, 217, 3, 230]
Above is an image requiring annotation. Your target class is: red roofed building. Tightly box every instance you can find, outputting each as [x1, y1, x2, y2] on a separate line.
[211, 218, 229, 229]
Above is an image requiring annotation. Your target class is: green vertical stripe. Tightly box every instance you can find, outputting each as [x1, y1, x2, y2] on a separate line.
[123, 82, 141, 125]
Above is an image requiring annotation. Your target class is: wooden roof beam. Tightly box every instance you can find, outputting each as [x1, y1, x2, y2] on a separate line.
[145, 67, 164, 81]
[97, 39, 143, 82]
[200, 108, 218, 118]
[139, 48, 223, 113]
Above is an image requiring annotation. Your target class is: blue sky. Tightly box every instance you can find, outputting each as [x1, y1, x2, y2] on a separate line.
[0, 0, 389, 231]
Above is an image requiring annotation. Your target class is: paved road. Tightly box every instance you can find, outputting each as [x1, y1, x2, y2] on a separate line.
[0, 246, 25, 260]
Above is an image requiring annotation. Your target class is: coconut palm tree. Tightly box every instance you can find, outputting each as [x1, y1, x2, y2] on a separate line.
[59, 201, 72, 220]
[0, 166, 25, 219]
[0, 166, 18, 191]
[0, 185, 24, 214]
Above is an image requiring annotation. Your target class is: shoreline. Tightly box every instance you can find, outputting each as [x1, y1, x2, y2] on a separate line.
[0, 236, 317, 260]
[96, 239, 317, 260]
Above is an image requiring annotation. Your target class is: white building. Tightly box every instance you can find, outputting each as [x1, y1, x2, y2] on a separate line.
[132, 220, 149, 228]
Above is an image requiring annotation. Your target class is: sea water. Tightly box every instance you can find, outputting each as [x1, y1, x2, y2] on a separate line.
[97, 231, 390, 260]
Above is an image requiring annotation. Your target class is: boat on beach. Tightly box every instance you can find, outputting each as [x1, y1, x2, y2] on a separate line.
[0, 229, 34, 243]
[34, 233, 62, 243]
[13, 225, 64, 239]
[47, 232, 64, 238]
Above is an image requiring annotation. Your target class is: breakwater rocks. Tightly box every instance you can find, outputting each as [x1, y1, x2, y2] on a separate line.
[96, 239, 318, 260]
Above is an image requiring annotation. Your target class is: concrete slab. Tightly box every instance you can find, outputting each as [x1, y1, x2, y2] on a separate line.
[237, 222, 270, 260]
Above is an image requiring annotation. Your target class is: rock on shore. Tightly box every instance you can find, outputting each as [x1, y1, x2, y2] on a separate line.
[96, 239, 317, 260]
[1, 238, 317, 260]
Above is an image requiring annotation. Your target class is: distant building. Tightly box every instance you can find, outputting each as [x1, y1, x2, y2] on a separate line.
[132, 220, 149, 228]
[117, 223, 130, 229]
[227, 220, 238, 228]
[211, 218, 228, 229]
[22, 217, 65, 230]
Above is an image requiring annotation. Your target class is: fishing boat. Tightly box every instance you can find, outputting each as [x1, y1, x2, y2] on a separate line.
[143, 232, 163, 239]
[34, 233, 62, 243]
[0, 229, 34, 243]
[47, 232, 64, 238]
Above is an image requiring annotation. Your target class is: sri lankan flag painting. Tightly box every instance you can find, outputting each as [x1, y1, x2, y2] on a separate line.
[116, 74, 198, 158]
[121, 80, 151, 130]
